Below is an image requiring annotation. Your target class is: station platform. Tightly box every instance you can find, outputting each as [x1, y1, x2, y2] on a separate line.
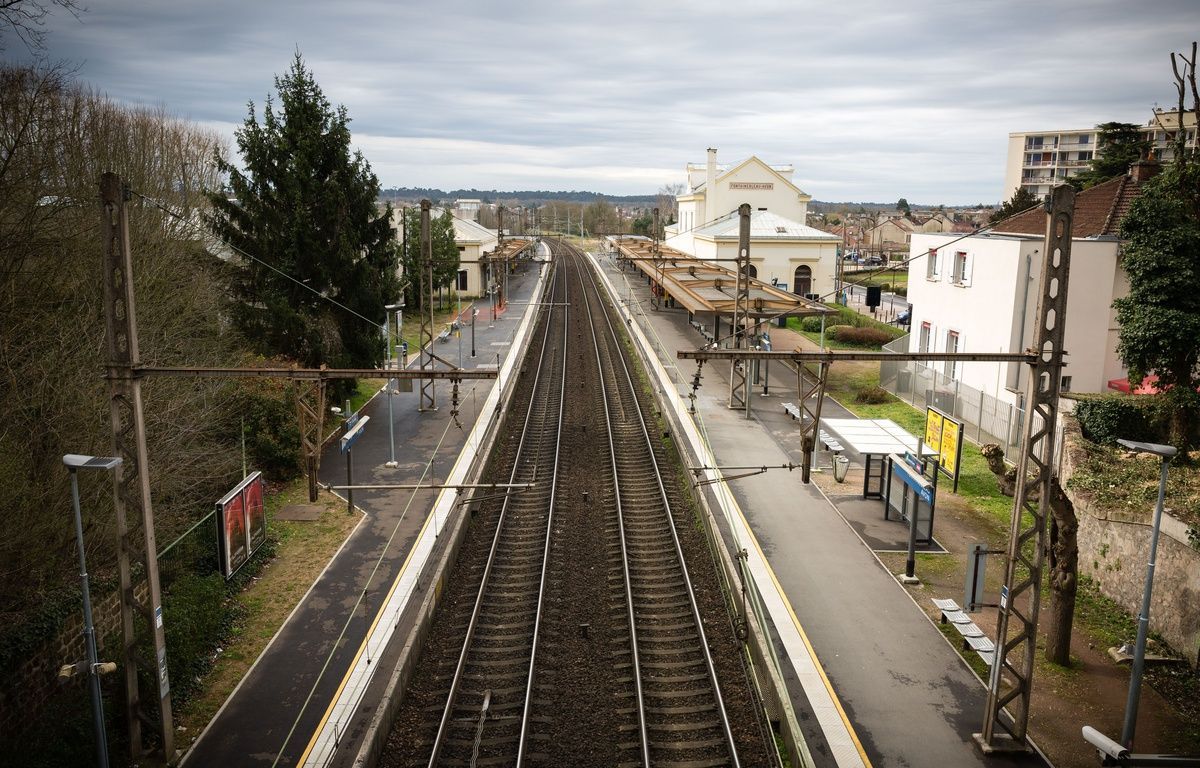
[181, 254, 548, 767]
[593, 249, 1051, 768]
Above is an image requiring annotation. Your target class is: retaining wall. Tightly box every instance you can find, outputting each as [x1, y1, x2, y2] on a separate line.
[1060, 415, 1200, 668]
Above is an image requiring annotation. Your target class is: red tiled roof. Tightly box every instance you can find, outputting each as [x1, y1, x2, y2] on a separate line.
[992, 174, 1144, 239]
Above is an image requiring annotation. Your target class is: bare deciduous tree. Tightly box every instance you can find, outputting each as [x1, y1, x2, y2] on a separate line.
[0, 0, 83, 52]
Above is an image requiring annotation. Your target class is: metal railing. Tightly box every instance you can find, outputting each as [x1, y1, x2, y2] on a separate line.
[879, 335, 1035, 459]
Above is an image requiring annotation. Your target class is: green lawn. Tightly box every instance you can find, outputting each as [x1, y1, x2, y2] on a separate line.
[825, 360, 1013, 532]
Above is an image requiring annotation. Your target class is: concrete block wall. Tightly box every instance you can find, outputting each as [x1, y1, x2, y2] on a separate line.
[1061, 416, 1200, 668]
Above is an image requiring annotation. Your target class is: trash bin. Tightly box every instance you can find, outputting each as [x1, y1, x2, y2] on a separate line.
[833, 455, 850, 483]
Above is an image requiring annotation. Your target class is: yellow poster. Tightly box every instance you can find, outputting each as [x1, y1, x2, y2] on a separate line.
[940, 418, 961, 476]
[924, 408, 943, 454]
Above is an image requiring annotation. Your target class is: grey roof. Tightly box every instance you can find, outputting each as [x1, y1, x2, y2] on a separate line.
[693, 209, 839, 241]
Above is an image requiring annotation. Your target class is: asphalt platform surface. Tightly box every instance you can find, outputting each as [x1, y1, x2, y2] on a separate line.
[182, 260, 544, 767]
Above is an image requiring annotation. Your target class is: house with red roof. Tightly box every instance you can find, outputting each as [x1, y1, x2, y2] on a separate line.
[902, 159, 1159, 415]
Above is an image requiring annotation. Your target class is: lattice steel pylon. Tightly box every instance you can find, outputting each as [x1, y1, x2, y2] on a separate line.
[100, 172, 174, 764]
[794, 360, 829, 484]
[728, 203, 751, 410]
[651, 206, 663, 311]
[418, 199, 437, 411]
[976, 184, 1075, 752]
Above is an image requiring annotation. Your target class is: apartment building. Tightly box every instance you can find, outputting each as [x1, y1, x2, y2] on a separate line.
[1002, 109, 1196, 199]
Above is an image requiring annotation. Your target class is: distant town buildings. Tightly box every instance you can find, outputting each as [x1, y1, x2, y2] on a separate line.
[1003, 108, 1196, 199]
[665, 149, 838, 297]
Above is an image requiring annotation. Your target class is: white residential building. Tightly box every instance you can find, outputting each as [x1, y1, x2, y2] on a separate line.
[907, 162, 1156, 413]
[1003, 109, 1196, 199]
[665, 149, 836, 297]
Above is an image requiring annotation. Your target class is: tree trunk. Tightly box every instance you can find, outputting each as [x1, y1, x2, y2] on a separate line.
[1044, 479, 1079, 666]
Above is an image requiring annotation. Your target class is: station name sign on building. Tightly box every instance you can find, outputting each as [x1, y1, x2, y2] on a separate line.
[729, 182, 774, 191]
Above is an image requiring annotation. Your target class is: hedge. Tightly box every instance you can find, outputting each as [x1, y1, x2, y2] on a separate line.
[1073, 395, 1165, 445]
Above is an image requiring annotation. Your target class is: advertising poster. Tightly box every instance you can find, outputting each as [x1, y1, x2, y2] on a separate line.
[245, 473, 266, 552]
[940, 418, 962, 476]
[924, 408, 943, 454]
[219, 488, 248, 579]
[216, 471, 267, 580]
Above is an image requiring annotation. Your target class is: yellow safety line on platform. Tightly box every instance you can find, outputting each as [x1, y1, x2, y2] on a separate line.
[295, 421, 454, 766]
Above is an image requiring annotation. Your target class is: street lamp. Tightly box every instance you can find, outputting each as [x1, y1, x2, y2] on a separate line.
[63, 453, 123, 768]
[384, 302, 404, 469]
[1115, 438, 1177, 750]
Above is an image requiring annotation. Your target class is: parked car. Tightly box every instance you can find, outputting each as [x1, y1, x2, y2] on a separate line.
[843, 251, 860, 262]
[863, 255, 884, 266]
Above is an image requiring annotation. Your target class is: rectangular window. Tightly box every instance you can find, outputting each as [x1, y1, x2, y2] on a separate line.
[925, 248, 939, 280]
[951, 251, 969, 285]
[457, 269, 468, 291]
[1061, 375, 1072, 392]
[919, 322, 932, 353]
[944, 330, 959, 378]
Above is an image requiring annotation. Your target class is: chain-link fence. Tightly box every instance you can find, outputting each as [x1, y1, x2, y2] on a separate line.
[880, 335, 1032, 459]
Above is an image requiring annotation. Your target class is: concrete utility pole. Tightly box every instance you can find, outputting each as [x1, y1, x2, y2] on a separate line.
[977, 184, 1075, 754]
[418, 200, 436, 410]
[100, 172, 174, 764]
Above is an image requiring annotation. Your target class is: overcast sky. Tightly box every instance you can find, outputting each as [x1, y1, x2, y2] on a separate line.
[6, 0, 1194, 204]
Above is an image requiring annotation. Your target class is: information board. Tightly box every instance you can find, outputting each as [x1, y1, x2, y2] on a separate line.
[925, 407, 964, 491]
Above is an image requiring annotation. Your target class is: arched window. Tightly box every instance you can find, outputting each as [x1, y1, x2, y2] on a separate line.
[741, 264, 758, 279]
[793, 265, 812, 296]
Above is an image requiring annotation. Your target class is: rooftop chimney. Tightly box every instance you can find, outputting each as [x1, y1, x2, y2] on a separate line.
[706, 147, 717, 192]
[1130, 153, 1162, 183]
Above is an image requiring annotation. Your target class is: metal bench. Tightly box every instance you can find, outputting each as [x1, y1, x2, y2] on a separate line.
[932, 598, 994, 667]
[819, 429, 843, 454]
[782, 402, 802, 420]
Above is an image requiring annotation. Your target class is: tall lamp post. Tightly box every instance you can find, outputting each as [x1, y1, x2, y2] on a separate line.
[63, 453, 123, 768]
[384, 301, 404, 468]
[1115, 438, 1177, 750]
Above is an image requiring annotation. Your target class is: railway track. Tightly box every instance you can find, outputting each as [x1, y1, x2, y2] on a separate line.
[382, 239, 774, 767]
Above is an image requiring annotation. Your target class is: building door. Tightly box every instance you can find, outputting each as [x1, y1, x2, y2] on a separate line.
[793, 265, 812, 296]
[457, 269, 468, 291]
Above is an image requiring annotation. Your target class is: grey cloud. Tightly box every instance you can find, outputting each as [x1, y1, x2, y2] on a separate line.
[5, 0, 1194, 202]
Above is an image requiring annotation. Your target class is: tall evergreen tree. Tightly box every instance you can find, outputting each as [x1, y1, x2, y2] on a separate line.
[1070, 122, 1151, 190]
[432, 208, 461, 295]
[207, 53, 400, 377]
[989, 186, 1039, 225]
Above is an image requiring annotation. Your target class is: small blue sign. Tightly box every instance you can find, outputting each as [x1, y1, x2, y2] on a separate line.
[340, 415, 369, 453]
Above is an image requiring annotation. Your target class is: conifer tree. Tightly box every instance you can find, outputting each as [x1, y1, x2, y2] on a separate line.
[208, 53, 400, 376]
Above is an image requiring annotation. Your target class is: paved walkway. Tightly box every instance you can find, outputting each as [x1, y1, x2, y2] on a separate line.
[596, 251, 1050, 768]
[181, 258, 546, 767]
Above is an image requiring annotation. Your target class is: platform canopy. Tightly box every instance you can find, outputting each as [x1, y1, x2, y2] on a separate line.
[611, 236, 832, 319]
[822, 418, 938, 457]
[485, 238, 533, 262]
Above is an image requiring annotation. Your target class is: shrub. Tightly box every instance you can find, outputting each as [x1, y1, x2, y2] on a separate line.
[831, 326, 894, 347]
[234, 376, 303, 481]
[1073, 395, 1164, 445]
[854, 386, 892, 404]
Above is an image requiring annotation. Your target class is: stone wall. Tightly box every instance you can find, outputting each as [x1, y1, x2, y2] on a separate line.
[1060, 415, 1200, 668]
[0, 581, 148, 738]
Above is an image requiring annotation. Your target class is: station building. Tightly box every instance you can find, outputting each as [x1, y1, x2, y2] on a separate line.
[664, 149, 838, 298]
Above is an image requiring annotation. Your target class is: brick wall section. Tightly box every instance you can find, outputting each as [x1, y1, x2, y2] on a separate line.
[1061, 416, 1200, 668]
[0, 581, 148, 738]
